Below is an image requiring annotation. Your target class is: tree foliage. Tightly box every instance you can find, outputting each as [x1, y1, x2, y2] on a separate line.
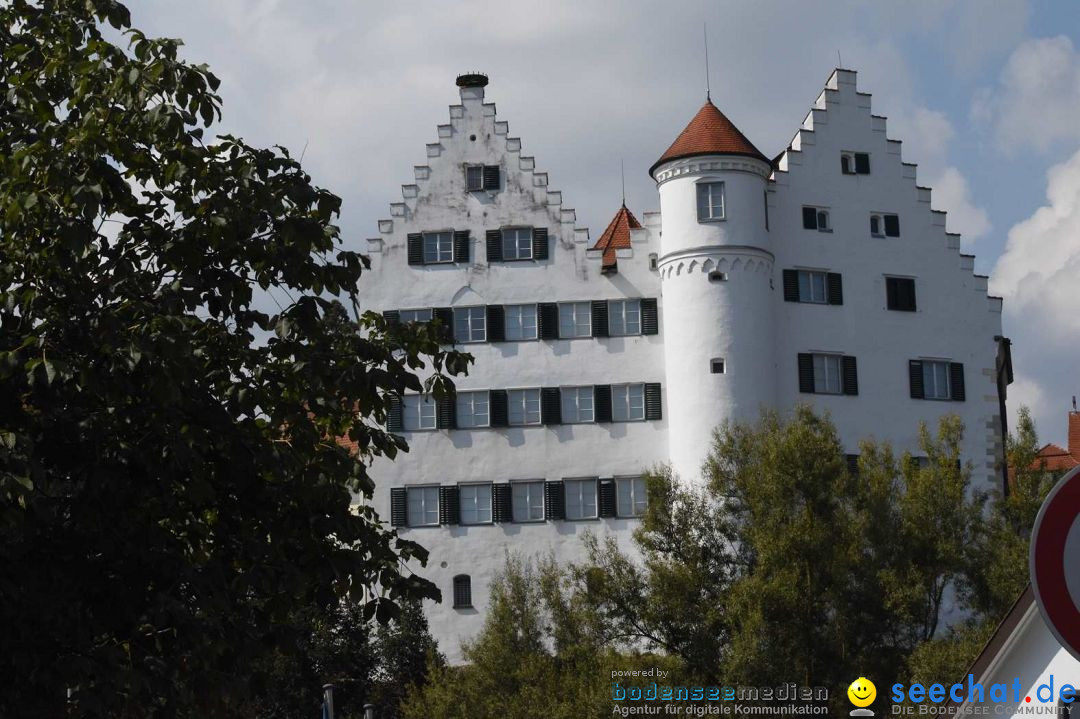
[0, 1, 467, 715]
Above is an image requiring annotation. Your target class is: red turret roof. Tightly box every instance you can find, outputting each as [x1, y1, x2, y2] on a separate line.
[650, 99, 767, 176]
[592, 204, 642, 269]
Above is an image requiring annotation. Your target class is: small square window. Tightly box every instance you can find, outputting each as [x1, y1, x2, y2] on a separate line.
[560, 386, 595, 423]
[501, 227, 533, 260]
[708, 270, 728, 282]
[456, 390, 490, 428]
[817, 210, 830, 231]
[812, 354, 842, 394]
[564, 478, 598, 520]
[402, 395, 436, 431]
[504, 304, 538, 341]
[453, 306, 486, 343]
[612, 384, 645, 422]
[508, 388, 541, 426]
[406, 486, 440, 527]
[423, 231, 453, 264]
[802, 206, 831, 232]
[616, 477, 647, 517]
[886, 277, 917, 312]
[608, 299, 641, 336]
[798, 270, 828, 304]
[711, 358, 726, 374]
[511, 481, 545, 522]
[465, 166, 484, 192]
[870, 214, 884, 237]
[696, 181, 725, 221]
[459, 484, 492, 525]
[558, 302, 592, 338]
[922, 360, 951, 400]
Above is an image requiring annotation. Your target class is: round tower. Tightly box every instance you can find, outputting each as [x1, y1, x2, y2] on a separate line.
[651, 99, 775, 484]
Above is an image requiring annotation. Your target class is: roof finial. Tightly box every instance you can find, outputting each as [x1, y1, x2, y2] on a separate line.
[620, 158, 626, 207]
[704, 23, 711, 101]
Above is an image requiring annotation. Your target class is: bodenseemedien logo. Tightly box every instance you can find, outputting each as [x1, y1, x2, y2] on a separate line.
[847, 677, 876, 717]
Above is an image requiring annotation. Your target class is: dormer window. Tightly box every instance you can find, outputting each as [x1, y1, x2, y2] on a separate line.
[696, 181, 725, 221]
[466, 164, 500, 192]
[841, 152, 870, 175]
[802, 206, 831, 232]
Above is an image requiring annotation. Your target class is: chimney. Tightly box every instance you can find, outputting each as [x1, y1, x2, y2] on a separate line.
[1069, 408, 1080, 459]
[456, 72, 488, 103]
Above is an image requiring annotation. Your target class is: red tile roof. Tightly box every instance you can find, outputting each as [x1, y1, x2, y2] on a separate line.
[592, 204, 642, 269]
[650, 99, 767, 176]
[1029, 411, 1080, 471]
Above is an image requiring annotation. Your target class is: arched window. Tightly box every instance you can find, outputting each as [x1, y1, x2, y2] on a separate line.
[452, 575, 472, 608]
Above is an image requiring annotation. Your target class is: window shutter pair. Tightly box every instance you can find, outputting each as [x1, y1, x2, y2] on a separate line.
[486, 230, 502, 262]
[387, 395, 404, 432]
[644, 383, 662, 420]
[842, 356, 859, 396]
[598, 479, 617, 518]
[593, 385, 613, 423]
[482, 165, 500, 191]
[406, 233, 424, 265]
[439, 486, 459, 525]
[641, 298, 659, 335]
[884, 215, 901, 237]
[486, 305, 505, 342]
[544, 480, 565, 521]
[797, 354, 816, 394]
[432, 307, 454, 342]
[532, 228, 549, 261]
[591, 301, 609, 338]
[538, 303, 558, 340]
[492, 483, 512, 523]
[436, 393, 455, 429]
[826, 273, 843, 305]
[541, 387, 561, 425]
[802, 206, 818, 230]
[909, 360, 963, 400]
[782, 270, 800, 302]
[489, 390, 509, 427]
[390, 488, 407, 527]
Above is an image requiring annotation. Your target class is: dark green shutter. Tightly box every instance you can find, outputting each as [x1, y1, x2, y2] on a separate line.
[489, 390, 509, 427]
[492, 483, 512, 523]
[949, 362, 965, 401]
[802, 206, 818, 229]
[827, 273, 843, 305]
[544, 481, 565, 521]
[591, 300, 609, 338]
[532, 227, 549, 260]
[884, 214, 900, 237]
[902, 280, 917, 311]
[486, 305, 505, 342]
[644, 383, 662, 420]
[909, 360, 925, 399]
[538, 303, 558, 339]
[886, 277, 898, 310]
[390, 488, 407, 527]
[482, 165, 500, 191]
[407, 233, 424, 265]
[433, 307, 454, 342]
[387, 395, 404, 431]
[453, 230, 470, 263]
[594, 385, 613, 423]
[599, 480, 617, 518]
[854, 153, 870, 174]
[486, 229, 502, 262]
[783, 270, 799, 302]
[641, 298, 659, 335]
[541, 387, 562, 425]
[842, 356, 858, 396]
[436, 392, 455, 429]
[439, 486, 459, 525]
[383, 309, 400, 325]
[798, 354, 815, 394]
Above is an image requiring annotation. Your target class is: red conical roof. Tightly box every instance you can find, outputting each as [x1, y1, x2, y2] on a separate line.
[650, 99, 767, 176]
[592, 204, 642, 269]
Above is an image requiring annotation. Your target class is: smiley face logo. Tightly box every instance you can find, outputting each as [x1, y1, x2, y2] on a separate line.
[847, 677, 876, 708]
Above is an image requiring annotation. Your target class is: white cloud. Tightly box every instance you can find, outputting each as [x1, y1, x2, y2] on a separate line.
[931, 167, 992, 243]
[991, 147, 1080, 445]
[973, 35, 1080, 153]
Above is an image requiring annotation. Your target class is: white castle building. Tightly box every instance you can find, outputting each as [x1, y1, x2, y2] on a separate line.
[360, 69, 1014, 661]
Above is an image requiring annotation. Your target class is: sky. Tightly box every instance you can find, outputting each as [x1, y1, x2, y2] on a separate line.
[134, 0, 1080, 448]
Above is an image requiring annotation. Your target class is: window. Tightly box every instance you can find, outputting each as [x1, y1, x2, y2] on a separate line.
[452, 575, 472, 608]
[841, 152, 870, 175]
[802, 206, 831, 232]
[453, 306, 486, 343]
[504, 304, 538, 341]
[399, 308, 432, 324]
[886, 277, 917, 311]
[696, 181, 725, 221]
[813, 354, 843, 395]
[616, 477, 647, 517]
[561, 386, 594, 423]
[564, 478, 598, 520]
[511, 481, 545, 522]
[406, 486, 439, 526]
[922, 360, 951, 400]
[455, 390, 489, 428]
[466, 166, 484, 191]
[798, 270, 828, 304]
[711, 358, 726, 374]
[870, 214, 884, 237]
[708, 270, 728, 282]
[612, 384, 645, 422]
[649, 253, 659, 271]
[459, 484, 492, 525]
[558, 302, 591, 338]
[508, 389, 541, 426]
[608, 299, 641, 336]
[402, 395, 436, 430]
[501, 227, 533, 260]
[422, 231, 453, 264]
